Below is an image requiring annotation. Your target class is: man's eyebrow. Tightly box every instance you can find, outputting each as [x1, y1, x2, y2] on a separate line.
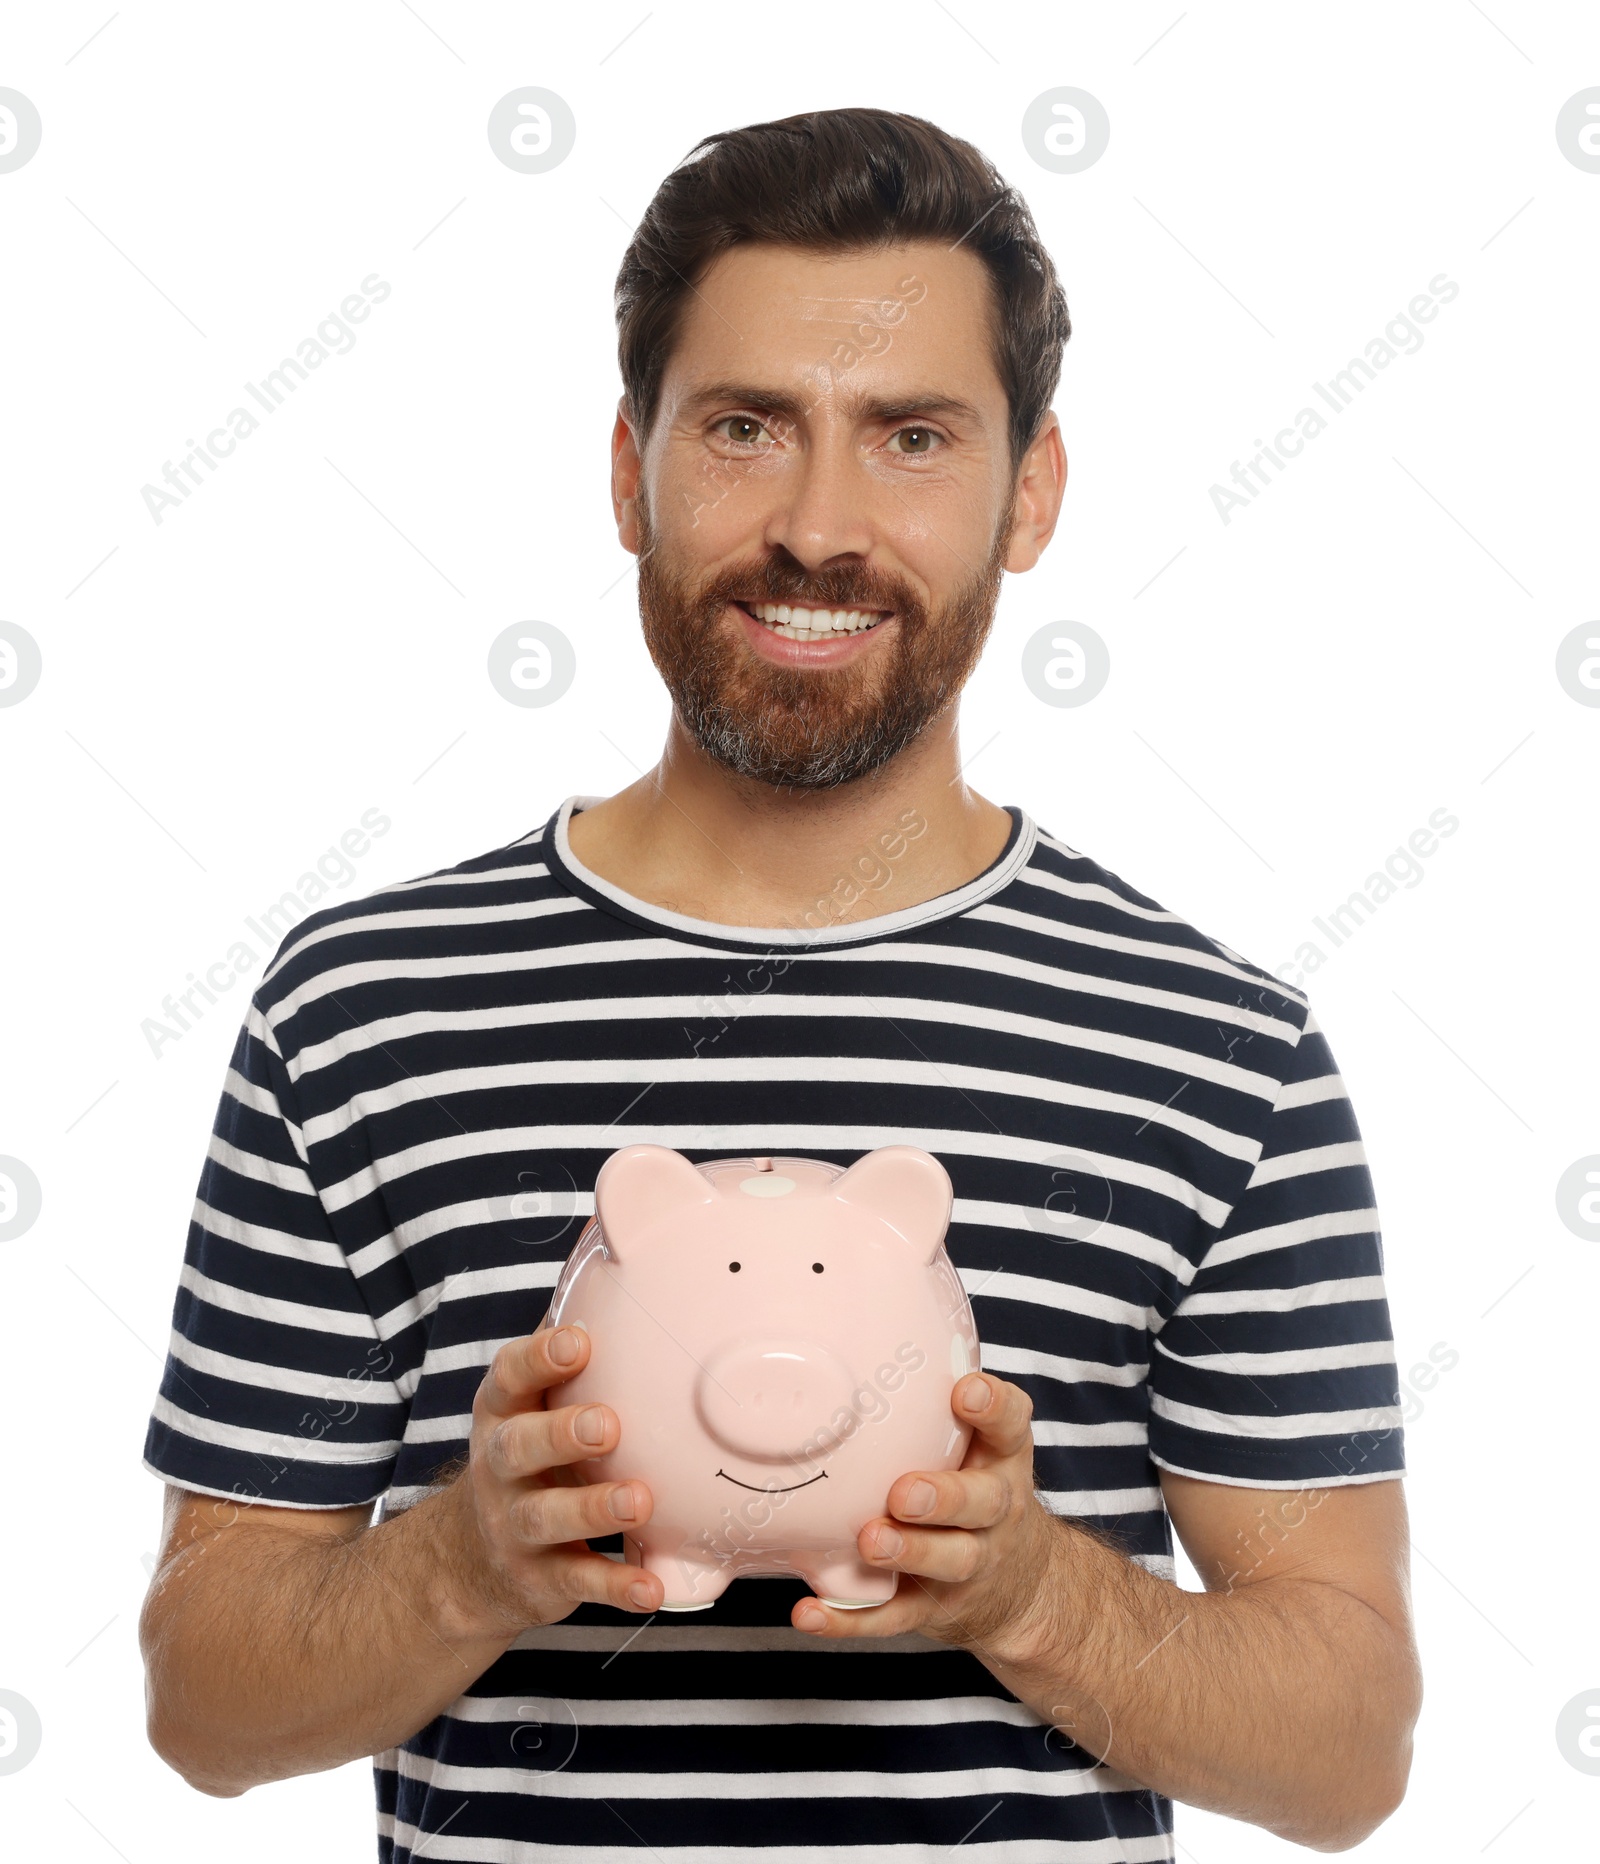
[678, 381, 986, 428]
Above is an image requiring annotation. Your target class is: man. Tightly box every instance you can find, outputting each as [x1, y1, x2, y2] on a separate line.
[140, 108, 1420, 1859]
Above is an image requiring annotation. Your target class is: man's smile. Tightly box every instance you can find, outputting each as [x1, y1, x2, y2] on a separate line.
[737, 600, 890, 641]
[728, 599, 896, 669]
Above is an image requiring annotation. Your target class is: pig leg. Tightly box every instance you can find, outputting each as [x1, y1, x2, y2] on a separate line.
[800, 1552, 899, 1610]
[637, 1546, 732, 1612]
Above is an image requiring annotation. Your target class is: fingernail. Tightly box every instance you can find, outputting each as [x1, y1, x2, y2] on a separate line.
[576, 1406, 606, 1445]
[609, 1485, 636, 1521]
[795, 1602, 827, 1631]
[965, 1377, 994, 1411]
[548, 1327, 580, 1366]
[627, 1581, 654, 1609]
[874, 1525, 904, 1558]
[902, 1480, 936, 1517]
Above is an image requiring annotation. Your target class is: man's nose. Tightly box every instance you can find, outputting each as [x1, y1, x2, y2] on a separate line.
[761, 427, 877, 570]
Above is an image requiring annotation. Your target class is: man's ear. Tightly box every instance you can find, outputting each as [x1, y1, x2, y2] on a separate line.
[594, 1144, 717, 1261]
[832, 1146, 952, 1264]
[1004, 411, 1067, 573]
[612, 402, 644, 551]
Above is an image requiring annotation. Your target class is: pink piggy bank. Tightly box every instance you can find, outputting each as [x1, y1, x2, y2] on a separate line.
[545, 1144, 981, 1611]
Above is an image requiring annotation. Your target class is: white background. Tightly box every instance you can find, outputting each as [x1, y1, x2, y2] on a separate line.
[1, 2, 1596, 1857]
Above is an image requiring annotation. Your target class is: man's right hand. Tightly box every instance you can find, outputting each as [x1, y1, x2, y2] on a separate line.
[442, 1322, 665, 1637]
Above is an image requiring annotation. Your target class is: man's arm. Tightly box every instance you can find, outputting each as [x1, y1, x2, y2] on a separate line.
[139, 1324, 666, 1796]
[792, 1372, 1423, 1854]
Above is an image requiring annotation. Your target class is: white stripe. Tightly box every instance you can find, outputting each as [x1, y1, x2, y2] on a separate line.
[149, 1392, 399, 1465]
[179, 1262, 377, 1338]
[298, 1052, 1257, 1167]
[268, 930, 687, 1034]
[506, 1622, 947, 1655]
[223, 1065, 282, 1123]
[292, 988, 1278, 1102]
[1174, 1274, 1390, 1317]
[387, 1744, 1120, 1801]
[1200, 1207, 1380, 1270]
[207, 1132, 317, 1198]
[372, 1815, 1175, 1863]
[979, 1341, 1148, 1388]
[268, 928, 1294, 1060]
[1024, 845, 1182, 925]
[816, 940, 1297, 1044]
[260, 883, 575, 985]
[190, 1194, 345, 1270]
[963, 1266, 1148, 1332]
[403, 1410, 472, 1444]
[972, 899, 1277, 992]
[1148, 1451, 1404, 1494]
[1247, 1141, 1367, 1186]
[1153, 1336, 1397, 1376]
[165, 1328, 402, 1405]
[958, 1198, 1193, 1284]
[317, 1122, 1229, 1227]
[1150, 1393, 1403, 1440]
[447, 1694, 1045, 1729]
[373, 1260, 561, 1340]
[140, 1461, 378, 1515]
[1041, 1486, 1163, 1515]
[1031, 1419, 1149, 1447]
[1275, 1071, 1347, 1110]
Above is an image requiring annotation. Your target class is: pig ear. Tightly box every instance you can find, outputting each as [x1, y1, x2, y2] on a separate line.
[832, 1146, 952, 1264]
[593, 1145, 718, 1261]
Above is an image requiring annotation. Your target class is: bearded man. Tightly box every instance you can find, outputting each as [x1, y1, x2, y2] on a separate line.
[140, 107, 1420, 1862]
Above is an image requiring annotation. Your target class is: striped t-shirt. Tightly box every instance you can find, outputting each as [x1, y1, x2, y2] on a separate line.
[142, 794, 1405, 1862]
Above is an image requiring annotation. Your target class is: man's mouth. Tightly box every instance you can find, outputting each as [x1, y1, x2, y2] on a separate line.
[735, 600, 889, 642]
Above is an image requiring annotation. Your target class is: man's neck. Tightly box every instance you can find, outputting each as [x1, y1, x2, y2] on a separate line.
[564, 712, 1014, 931]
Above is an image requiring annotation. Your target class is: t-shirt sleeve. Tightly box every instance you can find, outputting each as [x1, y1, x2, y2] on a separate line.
[141, 992, 408, 1509]
[1147, 1002, 1405, 1490]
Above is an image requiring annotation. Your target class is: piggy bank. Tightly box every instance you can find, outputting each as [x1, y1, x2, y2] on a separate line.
[545, 1144, 981, 1611]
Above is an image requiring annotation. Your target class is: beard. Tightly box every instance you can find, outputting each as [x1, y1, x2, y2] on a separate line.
[634, 495, 1010, 792]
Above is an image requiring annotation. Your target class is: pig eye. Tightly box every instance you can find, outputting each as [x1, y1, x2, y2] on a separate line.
[812, 1262, 824, 1273]
[728, 1261, 742, 1272]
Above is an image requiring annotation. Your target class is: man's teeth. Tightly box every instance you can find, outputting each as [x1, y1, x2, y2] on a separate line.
[747, 602, 885, 640]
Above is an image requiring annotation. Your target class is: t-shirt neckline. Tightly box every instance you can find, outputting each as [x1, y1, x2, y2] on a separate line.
[539, 793, 1036, 952]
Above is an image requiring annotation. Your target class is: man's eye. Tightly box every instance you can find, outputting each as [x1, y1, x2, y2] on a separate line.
[715, 416, 771, 446]
[886, 426, 942, 455]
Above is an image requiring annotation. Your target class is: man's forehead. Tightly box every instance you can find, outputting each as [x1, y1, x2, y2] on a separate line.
[662, 239, 1002, 406]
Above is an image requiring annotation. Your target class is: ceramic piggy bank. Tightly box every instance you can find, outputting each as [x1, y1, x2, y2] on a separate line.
[545, 1144, 981, 1611]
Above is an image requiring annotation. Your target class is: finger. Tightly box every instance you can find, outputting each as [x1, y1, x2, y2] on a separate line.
[475, 1326, 591, 1422]
[546, 1547, 665, 1614]
[791, 1586, 932, 1640]
[859, 1518, 986, 1585]
[886, 1465, 1014, 1531]
[483, 1398, 618, 1481]
[508, 1476, 653, 1547]
[952, 1372, 1034, 1458]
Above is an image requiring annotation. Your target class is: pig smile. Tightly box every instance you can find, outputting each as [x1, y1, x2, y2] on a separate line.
[715, 1468, 829, 1494]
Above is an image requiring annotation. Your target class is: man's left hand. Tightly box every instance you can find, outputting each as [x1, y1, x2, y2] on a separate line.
[791, 1371, 1064, 1657]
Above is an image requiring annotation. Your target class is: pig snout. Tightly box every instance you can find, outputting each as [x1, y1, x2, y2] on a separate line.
[696, 1341, 857, 1461]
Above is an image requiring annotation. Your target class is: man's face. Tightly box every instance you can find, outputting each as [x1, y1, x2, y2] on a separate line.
[618, 241, 1031, 790]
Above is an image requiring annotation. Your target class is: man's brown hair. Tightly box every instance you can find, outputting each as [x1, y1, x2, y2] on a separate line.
[615, 107, 1071, 473]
